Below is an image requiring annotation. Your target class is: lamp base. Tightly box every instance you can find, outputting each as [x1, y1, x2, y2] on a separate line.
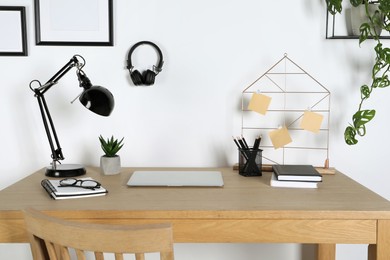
[45, 164, 86, 178]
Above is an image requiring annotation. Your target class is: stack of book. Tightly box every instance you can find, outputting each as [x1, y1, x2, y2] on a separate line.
[270, 164, 322, 189]
[41, 177, 108, 200]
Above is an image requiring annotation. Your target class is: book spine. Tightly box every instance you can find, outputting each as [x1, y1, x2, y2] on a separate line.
[41, 179, 56, 199]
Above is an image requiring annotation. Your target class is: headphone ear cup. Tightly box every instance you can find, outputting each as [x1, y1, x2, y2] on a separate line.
[130, 70, 143, 86]
[142, 70, 156, 86]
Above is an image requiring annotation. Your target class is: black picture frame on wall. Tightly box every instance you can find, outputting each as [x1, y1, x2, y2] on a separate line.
[34, 0, 113, 46]
[0, 6, 27, 56]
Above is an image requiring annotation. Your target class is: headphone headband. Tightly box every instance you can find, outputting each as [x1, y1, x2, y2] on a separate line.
[126, 41, 164, 74]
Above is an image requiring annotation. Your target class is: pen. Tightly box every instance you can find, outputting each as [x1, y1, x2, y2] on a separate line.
[253, 135, 261, 150]
[232, 136, 248, 160]
[232, 136, 242, 149]
[241, 136, 249, 149]
[237, 137, 247, 150]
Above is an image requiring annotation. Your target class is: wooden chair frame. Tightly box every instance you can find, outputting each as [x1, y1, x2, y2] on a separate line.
[23, 208, 174, 260]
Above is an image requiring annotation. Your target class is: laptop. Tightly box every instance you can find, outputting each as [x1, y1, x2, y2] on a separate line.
[127, 170, 224, 187]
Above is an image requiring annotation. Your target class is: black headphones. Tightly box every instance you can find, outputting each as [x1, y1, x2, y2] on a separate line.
[126, 41, 164, 86]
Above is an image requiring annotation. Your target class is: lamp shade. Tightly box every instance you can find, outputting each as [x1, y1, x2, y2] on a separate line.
[79, 86, 114, 116]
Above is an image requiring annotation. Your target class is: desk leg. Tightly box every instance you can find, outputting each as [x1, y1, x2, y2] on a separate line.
[317, 244, 336, 260]
[375, 220, 390, 260]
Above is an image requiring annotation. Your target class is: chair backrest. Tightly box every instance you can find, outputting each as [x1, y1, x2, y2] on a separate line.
[23, 208, 174, 260]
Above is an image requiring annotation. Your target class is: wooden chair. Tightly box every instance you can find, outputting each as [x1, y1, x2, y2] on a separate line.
[23, 208, 174, 260]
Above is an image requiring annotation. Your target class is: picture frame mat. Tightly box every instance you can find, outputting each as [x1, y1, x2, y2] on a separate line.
[35, 0, 113, 46]
[0, 6, 27, 56]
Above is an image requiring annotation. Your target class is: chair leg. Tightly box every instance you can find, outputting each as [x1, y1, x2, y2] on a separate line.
[135, 253, 146, 260]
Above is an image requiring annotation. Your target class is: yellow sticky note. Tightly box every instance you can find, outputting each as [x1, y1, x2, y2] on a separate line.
[247, 93, 272, 115]
[300, 111, 324, 133]
[268, 126, 292, 149]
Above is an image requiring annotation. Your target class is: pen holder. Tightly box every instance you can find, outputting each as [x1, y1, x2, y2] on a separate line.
[238, 148, 262, 177]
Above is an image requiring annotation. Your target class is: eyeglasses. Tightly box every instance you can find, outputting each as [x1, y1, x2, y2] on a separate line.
[59, 178, 101, 190]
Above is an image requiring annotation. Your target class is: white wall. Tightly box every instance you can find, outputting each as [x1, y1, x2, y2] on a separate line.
[1, 0, 390, 259]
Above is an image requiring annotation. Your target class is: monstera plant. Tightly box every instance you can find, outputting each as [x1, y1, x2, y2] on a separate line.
[326, 0, 390, 144]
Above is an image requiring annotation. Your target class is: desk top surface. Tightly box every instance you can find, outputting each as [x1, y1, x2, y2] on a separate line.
[1, 167, 390, 220]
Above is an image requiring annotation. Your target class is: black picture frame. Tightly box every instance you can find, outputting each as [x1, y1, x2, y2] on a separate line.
[34, 0, 113, 46]
[0, 6, 27, 56]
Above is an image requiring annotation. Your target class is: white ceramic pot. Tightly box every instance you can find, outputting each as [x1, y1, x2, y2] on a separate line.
[100, 155, 121, 175]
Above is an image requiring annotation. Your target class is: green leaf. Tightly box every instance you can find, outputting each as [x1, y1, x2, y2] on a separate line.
[360, 85, 371, 99]
[344, 126, 358, 145]
[350, 0, 363, 7]
[375, 42, 383, 54]
[373, 76, 390, 88]
[379, 75, 390, 88]
[345, 110, 375, 145]
[383, 48, 390, 63]
[371, 10, 383, 29]
[99, 135, 125, 157]
[379, 0, 390, 12]
[352, 109, 376, 129]
[359, 23, 371, 44]
[372, 61, 383, 75]
[326, 0, 343, 15]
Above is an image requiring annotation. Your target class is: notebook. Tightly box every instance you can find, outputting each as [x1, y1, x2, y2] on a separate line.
[272, 164, 322, 182]
[127, 171, 224, 187]
[41, 177, 108, 200]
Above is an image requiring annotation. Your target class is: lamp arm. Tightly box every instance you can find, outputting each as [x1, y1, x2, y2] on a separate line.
[35, 91, 64, 164]
[30, 55, 85, 168]
[39, 56, 83, 95]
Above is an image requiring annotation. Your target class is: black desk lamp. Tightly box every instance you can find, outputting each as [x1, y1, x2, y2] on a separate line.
[29, 55, 114, 177]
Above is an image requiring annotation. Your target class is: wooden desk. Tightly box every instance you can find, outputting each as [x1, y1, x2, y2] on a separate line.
[1, 167, 390, 260]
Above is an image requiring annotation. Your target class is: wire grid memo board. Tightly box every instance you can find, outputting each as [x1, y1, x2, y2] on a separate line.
[241, 54, 331, 168]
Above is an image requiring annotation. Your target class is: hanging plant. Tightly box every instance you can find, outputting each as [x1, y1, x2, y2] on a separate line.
[326, 0, 390, 144]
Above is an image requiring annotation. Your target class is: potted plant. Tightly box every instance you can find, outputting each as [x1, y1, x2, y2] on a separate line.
[99, 135, 124, 175]
[326, 0, 390, 145]
[349, 1, 382, 36]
